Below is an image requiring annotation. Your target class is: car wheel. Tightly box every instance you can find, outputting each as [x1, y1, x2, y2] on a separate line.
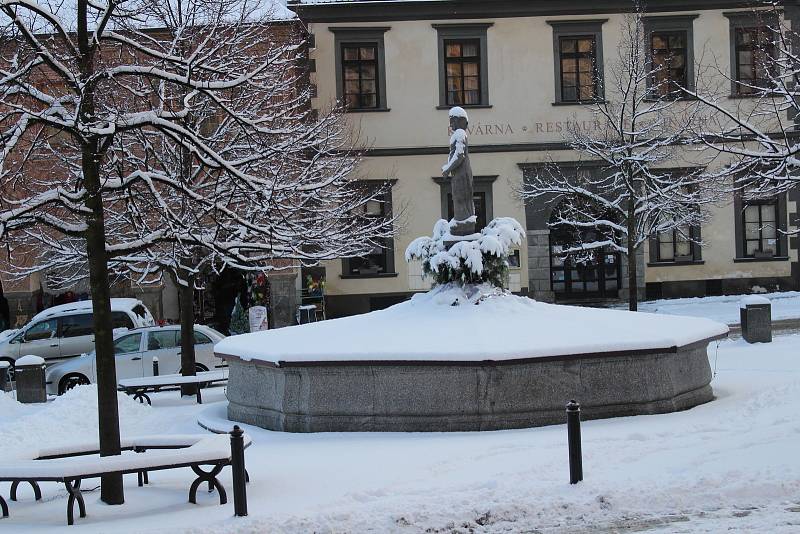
[0, 358, 14, 382]
[58, 373, 90, 395]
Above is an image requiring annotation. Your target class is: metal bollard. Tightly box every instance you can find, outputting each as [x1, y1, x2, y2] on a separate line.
[152, 356, 159, 377]
[566, 400, 583, 484]
[0, 361, 9, 392]
[230, 425, 248, 517]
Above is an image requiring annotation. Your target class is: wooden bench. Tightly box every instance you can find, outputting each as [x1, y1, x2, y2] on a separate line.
[118, 369, 229, 405]
[0, 433, 251, 525]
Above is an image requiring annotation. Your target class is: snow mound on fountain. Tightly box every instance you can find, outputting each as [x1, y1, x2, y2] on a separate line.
[216, 287, 729, 364]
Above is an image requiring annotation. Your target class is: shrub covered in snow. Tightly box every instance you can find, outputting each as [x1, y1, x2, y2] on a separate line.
[405, 217, 525, 287]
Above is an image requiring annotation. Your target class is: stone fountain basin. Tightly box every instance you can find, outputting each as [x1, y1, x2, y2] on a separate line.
[216, 290, 728, 432]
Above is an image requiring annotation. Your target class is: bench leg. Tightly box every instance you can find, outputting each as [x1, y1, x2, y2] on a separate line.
[10, 480, 42, 501]
[196, 388, 202, 404]
[189, 464, 227, 505]
[65, 479, 86, 526]
[133, 391, 151, 405]
[0, 493, 7, 518]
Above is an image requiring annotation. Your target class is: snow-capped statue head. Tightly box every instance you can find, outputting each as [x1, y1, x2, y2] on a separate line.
[448, 106, 468, 131]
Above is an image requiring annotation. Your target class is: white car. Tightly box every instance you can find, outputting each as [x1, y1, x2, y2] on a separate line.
[45, 324, 225, 395]
[0, 298, 155, 377]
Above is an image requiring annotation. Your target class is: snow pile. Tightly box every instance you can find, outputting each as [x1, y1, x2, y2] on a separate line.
[405, 217, 525, 287]
[0, 385, 151, 460]
[216, 292, 728, 364]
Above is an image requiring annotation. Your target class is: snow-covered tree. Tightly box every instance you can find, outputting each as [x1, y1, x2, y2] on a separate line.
[518, 8, 723, 311]
[0, 0, 392, 503]
[684, 4, 800, 199]
[405, 217, 525, 288]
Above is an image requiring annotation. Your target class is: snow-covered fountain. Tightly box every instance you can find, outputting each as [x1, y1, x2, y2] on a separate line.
[216, 108, 728, 432]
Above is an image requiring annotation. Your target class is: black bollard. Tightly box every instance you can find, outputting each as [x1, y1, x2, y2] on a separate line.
[152, 356, 159, 377]
[0, 361, 8, 392]
[566, 400, 583, 484]
[230, 425, 248, 517]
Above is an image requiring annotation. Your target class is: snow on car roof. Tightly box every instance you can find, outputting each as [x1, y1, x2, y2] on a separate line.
[30, 298, 146, 322]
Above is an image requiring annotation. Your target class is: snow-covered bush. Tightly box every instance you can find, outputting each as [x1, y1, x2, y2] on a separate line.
[405, 217, 525, 287]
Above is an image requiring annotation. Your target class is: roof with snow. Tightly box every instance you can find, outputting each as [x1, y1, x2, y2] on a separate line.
[289, 1, 759, 23]
[216, 286, 729, 364]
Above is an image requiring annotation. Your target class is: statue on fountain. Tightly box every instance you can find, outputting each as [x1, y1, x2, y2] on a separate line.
[442, 107, 475, 237]
[405, 106, 525, 292]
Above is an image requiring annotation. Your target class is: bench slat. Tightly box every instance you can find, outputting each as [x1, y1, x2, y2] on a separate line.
[118, 370, 228, 389]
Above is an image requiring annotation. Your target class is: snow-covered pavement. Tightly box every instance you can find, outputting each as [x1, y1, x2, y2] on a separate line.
[621, 290, 800, 325]
[2, 335, 800, 533]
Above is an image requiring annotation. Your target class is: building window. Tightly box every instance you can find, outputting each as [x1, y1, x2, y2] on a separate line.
[548, 19, 606, 104]
[650, 31, 688, 96]
[725, 12, 779, 96]
[558, 36, 598, 102]
[341, 44, 380, 109]
[433, 23, 492, 108]
[733, 189, 787, 261]
[341, 183, 395, 277]
[643, 15, 697, 97]
[433, 175, 496, 232]
[331, 27, 390, 112]
[444, 39, 481, 106]
[656, 227, 694, 262]
[742, 199, 780, 257]
[734, 27, 775, 93]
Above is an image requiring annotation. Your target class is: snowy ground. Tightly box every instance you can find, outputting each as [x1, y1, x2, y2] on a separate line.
[620, 290, 800, 325]
[2, 334, 800, 533]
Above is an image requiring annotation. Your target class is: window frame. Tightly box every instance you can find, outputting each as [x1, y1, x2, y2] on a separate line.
[547, 19, 607, 105]
[643, 15, 698, 99]
[653, 225, 700, 264]
[741, 199, 781, 258]
[433, 23, 492, 109]
[340, 43, 381, 110]
[733, 190, 788, 261]
[330, 26, 390, 113]
[443, 38, 483, 107]
[341, 181, 397, 279]
[724, 11, 779, 97]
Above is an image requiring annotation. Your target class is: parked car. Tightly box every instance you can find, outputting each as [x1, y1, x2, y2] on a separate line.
[45, 324, 226, 395]
[0, 298, 155, 377]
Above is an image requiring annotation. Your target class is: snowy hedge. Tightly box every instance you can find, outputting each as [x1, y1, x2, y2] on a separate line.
[405, 217, 525, 287]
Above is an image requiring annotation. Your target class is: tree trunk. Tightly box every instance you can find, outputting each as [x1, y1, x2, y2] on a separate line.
[627, 201, 638, 312]
[83, 146, 124, 505]
[177, 269, 197, 396]
[77, 0, 123, 505]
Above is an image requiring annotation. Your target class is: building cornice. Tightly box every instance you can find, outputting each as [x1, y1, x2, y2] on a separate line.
[289, 0, 767, 24]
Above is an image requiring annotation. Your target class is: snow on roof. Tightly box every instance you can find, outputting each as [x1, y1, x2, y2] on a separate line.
[216, 286, 729, 364]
